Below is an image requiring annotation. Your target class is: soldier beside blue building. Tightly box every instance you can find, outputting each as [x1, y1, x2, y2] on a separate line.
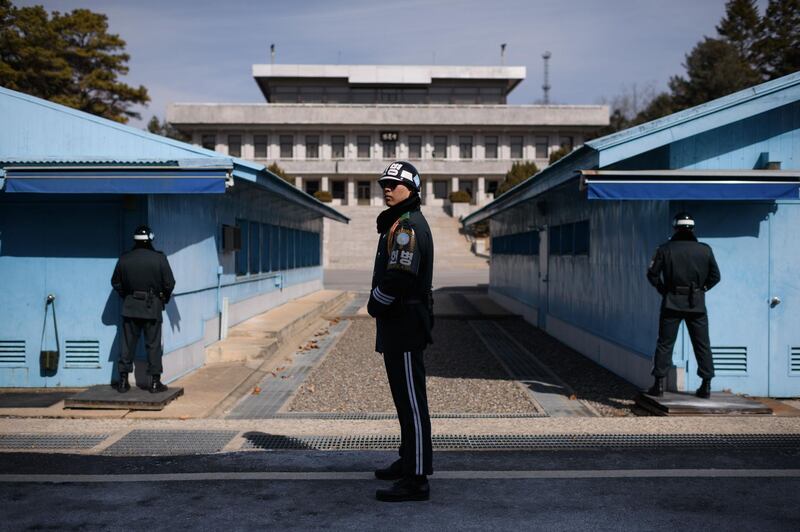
[111, 225, 176, 394]
[646, 212, 721, 398]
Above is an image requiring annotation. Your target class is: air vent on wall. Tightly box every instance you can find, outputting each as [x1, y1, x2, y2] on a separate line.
[712, 346, 747, 374]
[791, 347, 800, 375]
[64, 340, 101, 369]
[0, 340, 26, 366]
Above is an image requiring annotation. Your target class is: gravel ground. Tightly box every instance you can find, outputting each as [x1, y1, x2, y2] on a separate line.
[499, 319, 640, 417]
[286, 319, 541, 414]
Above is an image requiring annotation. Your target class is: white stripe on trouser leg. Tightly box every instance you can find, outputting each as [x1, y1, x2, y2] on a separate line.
[404, 351, 423, 476]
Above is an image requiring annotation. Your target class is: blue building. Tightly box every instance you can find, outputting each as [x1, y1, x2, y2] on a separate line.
[464, 72, 800, 397]
[0, 87, 348, 388]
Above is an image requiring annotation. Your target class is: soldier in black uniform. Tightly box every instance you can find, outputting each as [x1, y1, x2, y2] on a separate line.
[368, 161, 435, 502]
[646, 212, 721, 398]
[111, 225, 176, 394]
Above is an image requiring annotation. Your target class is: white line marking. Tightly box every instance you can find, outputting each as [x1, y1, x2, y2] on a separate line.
[0, 469, 798, 484]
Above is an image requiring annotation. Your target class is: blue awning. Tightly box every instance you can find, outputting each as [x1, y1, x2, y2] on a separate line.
[582, 170, 800, 201]
[3, 168, 229, 194]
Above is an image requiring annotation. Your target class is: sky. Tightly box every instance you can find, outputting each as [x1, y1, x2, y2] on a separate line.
[18, 0, 764, 126]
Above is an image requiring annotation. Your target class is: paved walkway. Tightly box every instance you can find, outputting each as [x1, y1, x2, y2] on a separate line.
[1, 446, 799, 530]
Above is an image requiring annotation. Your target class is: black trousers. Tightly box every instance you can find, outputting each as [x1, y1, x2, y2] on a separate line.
[120, 317, 163, 375]
[652, 309, 714, 379]
[383, 350, 433, 477]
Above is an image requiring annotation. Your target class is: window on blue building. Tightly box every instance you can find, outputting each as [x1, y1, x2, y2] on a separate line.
[262, 223, 271, 272]
[235, 218, 249, 275]
[549, 225, 561, 255]
[250, 222, 261, 273]
[561, 223, 574, 255]
[270, 225, 281, 271]
[280, 227, 289, 270]
[574, 220, 590, 255]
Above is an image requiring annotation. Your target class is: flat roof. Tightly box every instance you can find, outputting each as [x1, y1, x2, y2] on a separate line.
[252, 64, 526, 85]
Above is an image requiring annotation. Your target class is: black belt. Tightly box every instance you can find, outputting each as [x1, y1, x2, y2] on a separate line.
[132, 291, 149, 300]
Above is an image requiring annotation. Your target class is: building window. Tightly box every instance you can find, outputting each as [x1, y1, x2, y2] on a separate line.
[484, 136, 498, 159]
[487, 180, 499, 196]
[491, 231, 539, 255]
[383, 139, 397, 159]
[228, 135, 241, 157]
[254, 135, 268, 158]
[560, 136, 574, 152]
[235, 218, 248, 275]
[332, 180, 345, 199]
[331, 135, 345, 159]
[433, 135, 447, 159]
[535, 136, 549, 159]
[433, 180, 448, 199]
[201, 134, 216, 151]
[548, 220, 590, 256]
[306, 135, 319, 159]
[408, 136, 422, 158]
[357, 135, 371, 159]
[510, 136, 523, 159]
[459, 136, 473, 159]
[249, 221, 260, 273]
[305, 179, 320, 195]
[280, 135, 294, 158]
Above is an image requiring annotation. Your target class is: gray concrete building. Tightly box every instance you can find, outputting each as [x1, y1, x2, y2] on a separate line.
[167, 64, 609, 211]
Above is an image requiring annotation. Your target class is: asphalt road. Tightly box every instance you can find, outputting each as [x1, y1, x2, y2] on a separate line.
[2, 448, 799, 531]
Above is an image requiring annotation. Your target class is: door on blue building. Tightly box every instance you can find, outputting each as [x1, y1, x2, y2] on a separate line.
[768, 202, 800, 397]
[687, 202, 800, 397]
[538, 227, 549, 329]
[0, 198, 122, 387]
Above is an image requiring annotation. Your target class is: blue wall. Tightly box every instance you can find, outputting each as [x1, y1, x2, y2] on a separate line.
[487, 101, 800, 396]
[0, 180, 324, 387]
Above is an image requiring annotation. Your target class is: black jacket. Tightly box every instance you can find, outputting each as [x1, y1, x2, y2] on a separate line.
[111, 246, 176, 321]
[647, 232, 720, 313]
[368, 206, 434, 353]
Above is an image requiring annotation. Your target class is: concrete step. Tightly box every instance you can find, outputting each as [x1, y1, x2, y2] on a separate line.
[327, 205, 486, 270]
[204, 290, 350, 364]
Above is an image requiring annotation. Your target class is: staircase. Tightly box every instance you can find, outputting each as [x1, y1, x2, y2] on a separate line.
[325, 205, 488, 270]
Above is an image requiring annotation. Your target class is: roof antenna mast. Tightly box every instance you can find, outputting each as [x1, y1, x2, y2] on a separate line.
[270, 43, 275, 65]
[500, 43, 507, 66]
[542, 51, 551, 104]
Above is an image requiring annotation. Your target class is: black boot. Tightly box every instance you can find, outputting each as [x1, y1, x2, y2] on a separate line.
[117, 373, 130, 393]
[376, 476, 430, 502]
[646, 377, 664, 397]
[695, 378, 711, 399]
[149, 374, 168, 394]
[375, 459, 404, 481]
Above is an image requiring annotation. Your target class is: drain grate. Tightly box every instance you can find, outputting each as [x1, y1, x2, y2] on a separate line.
[0, 434, 108, 450]
[240, 433, 800, 451]
[103, 430, 238, 456]
[268, 412, 547, 420]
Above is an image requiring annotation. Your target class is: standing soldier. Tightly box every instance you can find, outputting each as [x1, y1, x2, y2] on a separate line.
[111, 225, 176, 394]
[368, 161, 435, 502]
[646, 212, 721, 399]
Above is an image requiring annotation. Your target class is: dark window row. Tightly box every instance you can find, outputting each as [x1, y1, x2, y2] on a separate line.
[492, 230, 540, 255]
[201, 134, 561, 160]
[235, 220, 320, 276]
[549, 220, 590, 255]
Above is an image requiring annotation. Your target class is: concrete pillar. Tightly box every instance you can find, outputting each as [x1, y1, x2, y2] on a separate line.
[451, 177, 459, 193]
[477, 176, 486, 206]
[424, 179, 434, 205]
[242, 133, 254, 160]
[321, 176, 329, 192]
[371, 180, 381, 206]
[347, 177, 356, 205]
[294, 176, 303, 190]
